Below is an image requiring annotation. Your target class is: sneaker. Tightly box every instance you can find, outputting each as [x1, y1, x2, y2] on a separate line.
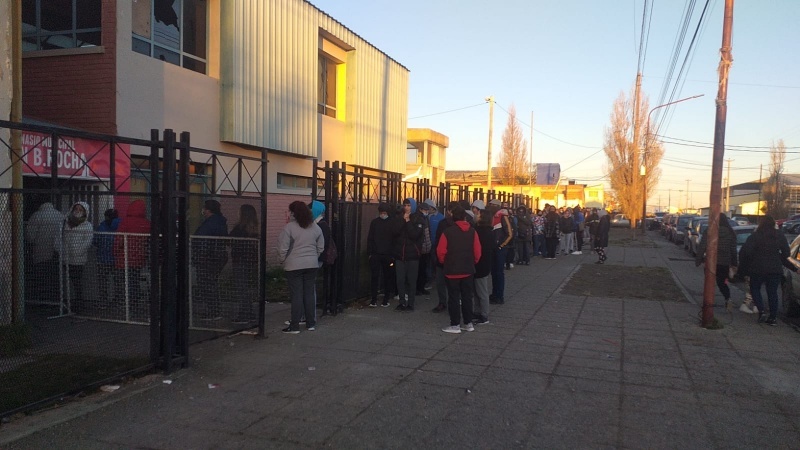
[442, 325, 461, 334]
[381, 300, 390, 307]
[395, 304, 407, 312]
[571, 251, 582, 255]
[282, 327, 300, 334]
[473, 317, 490, 325]
[307, 325, 316, 331]
[739, 303, 755, 314]
[393, 295, 400, 300]
[752, 305, 759, 314]
[509, 263, 514, 269]
[284, 320, 307, 326]
[369, 301, 378, 308]
[461, 323, 475, 332]
[765, 317, 778, 326]
[432, 304, 447, 313]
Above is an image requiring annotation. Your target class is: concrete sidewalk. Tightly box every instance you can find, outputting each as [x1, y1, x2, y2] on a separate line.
[2, 231, 800, 449]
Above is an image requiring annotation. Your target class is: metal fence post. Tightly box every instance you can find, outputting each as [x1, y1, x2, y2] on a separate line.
[148, 129, 161, 364]
[258, 149, 268, 337]
[176, 132, 190, 366]
[160, 129, 177, 373]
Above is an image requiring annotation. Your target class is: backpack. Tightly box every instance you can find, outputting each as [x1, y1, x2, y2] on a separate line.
[325, 239, 338, 265]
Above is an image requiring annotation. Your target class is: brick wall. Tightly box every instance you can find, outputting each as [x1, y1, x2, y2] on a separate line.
[22, 0, 117, 134]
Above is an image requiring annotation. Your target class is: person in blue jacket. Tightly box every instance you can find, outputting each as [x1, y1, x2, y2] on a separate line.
[94, 208, 120, 303]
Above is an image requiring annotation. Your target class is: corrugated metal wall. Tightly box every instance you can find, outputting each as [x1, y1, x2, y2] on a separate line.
[220, 0, 409, 172]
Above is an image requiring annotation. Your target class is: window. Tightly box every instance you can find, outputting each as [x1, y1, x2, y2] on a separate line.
[22, 0, 102, 51]
[318, 36, 348, 120]
[318, 55, 338, 117]
[131, 0, 208, 74]
[277, 173, 313, 190]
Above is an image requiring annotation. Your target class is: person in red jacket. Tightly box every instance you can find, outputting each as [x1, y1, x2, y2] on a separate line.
[113, 200, 152, 308]
[437, 206, 482, 334]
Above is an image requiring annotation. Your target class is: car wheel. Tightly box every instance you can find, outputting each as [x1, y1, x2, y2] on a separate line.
[782, 278, 800, 318]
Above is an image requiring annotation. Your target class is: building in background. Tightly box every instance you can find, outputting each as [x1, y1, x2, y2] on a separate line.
[405, 128, 448, 185]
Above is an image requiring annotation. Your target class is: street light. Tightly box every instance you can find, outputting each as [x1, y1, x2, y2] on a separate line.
[640, 94, 704, 229]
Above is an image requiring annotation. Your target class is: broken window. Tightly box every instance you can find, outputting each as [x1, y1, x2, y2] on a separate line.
[131, 0, 207, 74]
[22, 0, 102, 51]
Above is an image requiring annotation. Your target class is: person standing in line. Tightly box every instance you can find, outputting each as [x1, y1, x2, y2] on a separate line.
[559, 208, 575, 255]
[425, 199, 443, 291]
[488, 199, 513, 304]
[114, 199, 152, 313]
[229, 204, 259, 324]
[392, 198, 424, 312]
[59, 202, 94, 314]
[514, 205, 532, 265]
[432, 202, 459, 312]
[415, 201, 433, 296]
[26, 200, 64, 302]
[502, 201, 517, 269]
[94, 208, 120, 305]
[695, 213, 738, 312]
[573, 205, 585, 255]
[543, 206, 560, 260]
[438, 206, 481, 334]
[192, 199, 229, 321]
[367, 203, 395, 307]
[531, 209, 545, 258]
[472, 205, 494, 325]
[310, 200, 338, 315]
[738, 215, 797, 326]
[594, 212, 611, 264]
[586, 208, 600, 252]
[278, 201, 324, 333]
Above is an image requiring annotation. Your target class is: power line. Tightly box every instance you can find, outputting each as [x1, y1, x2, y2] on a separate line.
[408, 102, 487, 120]
[658, 134, 800, 149]
[644, 75, 800, 89]
[493, 103, 601, 149]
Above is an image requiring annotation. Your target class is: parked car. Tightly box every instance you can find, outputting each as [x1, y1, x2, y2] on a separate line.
[671, 215, 697, 244]
[781, 214, 800, 234]
[611, 214, 631, 228]
[689, 220, 709, 256]
[733, 225, 757, 255]
[731, 216, 751, 226]
[683, 216, 708, 251]
[781, 234, 800, 317]
[777, 214, 800, 229]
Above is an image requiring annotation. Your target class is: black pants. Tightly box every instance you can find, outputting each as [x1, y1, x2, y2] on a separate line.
[716, 264, 731, 300]
[545, 237, 559, 258]
[576, 231, 584, 251]
[446, 276, 474, 326]
[65, 265, 84, 313]
[370, 254, 394, 302]
[416, 253, 430, 292]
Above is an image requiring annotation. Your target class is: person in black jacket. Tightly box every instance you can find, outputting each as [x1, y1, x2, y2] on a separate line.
[739, 215, 798, 326]
[392, 198, 425, 311]
[193, 199, 229, 320]
[594, 213, 610, 264]
[437, 206, 481, 333]
[472, 205, 495, 325]
[543, 205, 560, 260]
[696, 213, 738, 311]
[367, 203, 395, 307]
[431, 202, 459, 312]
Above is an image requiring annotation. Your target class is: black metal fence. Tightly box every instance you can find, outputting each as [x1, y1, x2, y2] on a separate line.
[312, 161, 535, 307]
[0, 121, 268, 418]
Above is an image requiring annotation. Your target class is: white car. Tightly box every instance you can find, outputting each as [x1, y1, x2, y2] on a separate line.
[731, 216, 750, 226]
[611, 214, 630, 228]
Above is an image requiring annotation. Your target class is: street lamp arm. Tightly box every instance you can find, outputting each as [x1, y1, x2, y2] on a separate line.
[646, 94, 705, 146]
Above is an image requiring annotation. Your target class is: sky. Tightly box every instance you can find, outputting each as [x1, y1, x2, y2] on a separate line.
[310, 0, 800, 211]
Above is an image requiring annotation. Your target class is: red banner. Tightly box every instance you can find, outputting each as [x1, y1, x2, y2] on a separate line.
[21, 131, 131, 190]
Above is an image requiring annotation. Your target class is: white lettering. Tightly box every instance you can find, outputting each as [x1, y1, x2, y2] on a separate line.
[33, 148, 42, 167]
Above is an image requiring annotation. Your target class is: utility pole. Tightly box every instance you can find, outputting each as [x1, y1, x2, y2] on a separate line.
[529, 111, 534, 190]
[757, 163, 763, 216]
[633, 72, 642, 231]
[486, 96, 495, 192]
[725, 158, 733, 214]
[668, 189, 671, 213]
[10, 0, 23, 324]
[702, 0, 734, 329]
[685, 179, 691, 211]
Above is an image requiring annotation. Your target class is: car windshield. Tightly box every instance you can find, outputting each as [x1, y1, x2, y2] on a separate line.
[677, 217, 692, 226]
[735, 230, 753, 245]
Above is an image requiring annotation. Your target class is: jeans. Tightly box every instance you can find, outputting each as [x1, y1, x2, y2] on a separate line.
[492, 247, 507, 300]
[473, 275, 490, 320]
[561, 232, 574, 254]
[286, 267, 318, 329]
[369, 254, 394, 302]
[515, 238, 530, 263]
[576, 230, 584, 251]
[533, 234, 545, 256]
[446, 276, 474, 326]
[395, 260, 419, 308]
[417, 253, 430, 292]
[749, 273, 781, 319]
[545, 237, 559, 258]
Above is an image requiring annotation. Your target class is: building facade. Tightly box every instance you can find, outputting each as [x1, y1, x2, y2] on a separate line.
[405, 128, 448, 185]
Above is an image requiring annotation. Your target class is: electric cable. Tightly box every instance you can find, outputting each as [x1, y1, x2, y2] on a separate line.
[408, 102, 487, 120]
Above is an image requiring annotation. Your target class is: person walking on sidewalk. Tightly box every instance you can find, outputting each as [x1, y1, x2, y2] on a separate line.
[367, 203, 395, 307]
[695, 213, 738, 311]
[278, 201, 324, 333]
[738, 215, 797, 326]
[543, 206, 560, 260]
[392, 198, 425, 312]
[489, 200, 514, 303]
[437, 206, 481, 334]
[573, 205, 585, 255]
[472, 205, 494, 325]
[594, 212, 610, 264]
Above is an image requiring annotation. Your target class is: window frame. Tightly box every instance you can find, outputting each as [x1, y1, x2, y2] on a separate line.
[22, 0, 103, 51]
[277, 173, 314, 190]
[131, 0, 209, 75]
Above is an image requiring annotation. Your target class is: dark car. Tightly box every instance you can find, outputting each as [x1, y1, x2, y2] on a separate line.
[781, 234, 800, 318]
[671, 215, 697, 244]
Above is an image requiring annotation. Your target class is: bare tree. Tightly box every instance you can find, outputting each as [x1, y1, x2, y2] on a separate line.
[603, 89, 663, 228]
[763, 139, 789, 218]
[498, 104, 529, 185]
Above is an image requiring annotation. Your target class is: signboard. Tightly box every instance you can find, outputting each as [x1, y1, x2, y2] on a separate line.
[20, 131, 130, 190]
[536, 163, 561, 185]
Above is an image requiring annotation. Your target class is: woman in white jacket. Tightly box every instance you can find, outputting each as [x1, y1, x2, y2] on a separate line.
[59, 201, 94, 314]
[277, 201, 324, 333]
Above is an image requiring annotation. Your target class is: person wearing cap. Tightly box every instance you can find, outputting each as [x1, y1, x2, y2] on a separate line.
[488, 200, 513, 304]
[471, 199, 486, 219]
[415, 200, 435, 296]
[391, 198, 425, 311]
[367, 203, 396, 307]
[438, 206, 481, 333]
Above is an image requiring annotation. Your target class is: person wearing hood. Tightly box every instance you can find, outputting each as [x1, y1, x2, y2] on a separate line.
[26, 200, 64, 302]
[594, 212, 611, 264]
[59, 201, 94, 314]
[514, 206, 532, 265]
[309, 200, 339, 315]
[193, 199, 229, 321]
[543, 205, 560, 260]
[391, 198, 424, 311]
[367, 202, 396, 307]
[559, 208, 575, 255]
[114, 199, 152, 310]
[415, 200, 434, 296]
[438, 206, 481, 333]
[94, 208, 120, 304]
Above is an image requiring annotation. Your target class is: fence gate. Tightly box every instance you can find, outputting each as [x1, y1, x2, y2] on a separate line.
[0, 122, 268, 418]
